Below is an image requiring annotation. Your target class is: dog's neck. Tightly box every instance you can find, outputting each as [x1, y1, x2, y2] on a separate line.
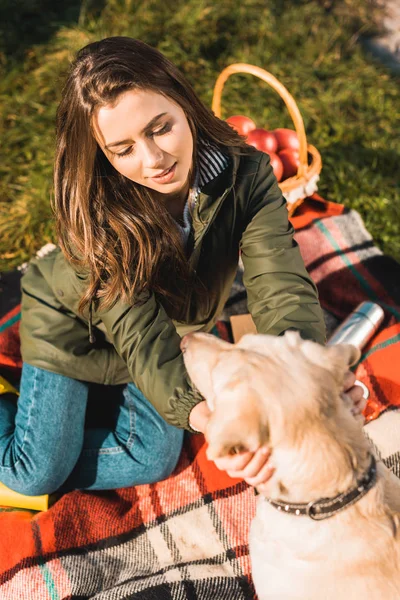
[264, 400, 372, 505]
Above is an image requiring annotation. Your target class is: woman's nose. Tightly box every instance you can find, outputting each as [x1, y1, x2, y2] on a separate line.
[141, 139, 164, 169]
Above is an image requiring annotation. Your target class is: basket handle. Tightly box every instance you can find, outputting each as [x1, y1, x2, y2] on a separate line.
[212, 63, 308, 177]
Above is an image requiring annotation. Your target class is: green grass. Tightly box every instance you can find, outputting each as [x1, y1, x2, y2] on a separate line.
[0, 0, 399, 270]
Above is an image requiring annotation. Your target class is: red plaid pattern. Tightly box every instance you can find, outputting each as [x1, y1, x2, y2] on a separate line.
[0, 195, 400, 599]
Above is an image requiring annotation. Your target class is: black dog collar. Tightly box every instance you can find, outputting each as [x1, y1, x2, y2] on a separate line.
[265, 453, 377, 521]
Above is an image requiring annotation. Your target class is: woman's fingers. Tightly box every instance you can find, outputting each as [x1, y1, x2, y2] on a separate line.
[349, 391, 368, 420]
[214, 450, 254, 473]
[347, 383, 365, 405]
[245, 461, 275, 487]
[343, 370, 356, 391]
[343, 370, 369, 418]
[213, 445, 272, 488]
[226, 446, 271, 483]
[236, 446, 271, 479]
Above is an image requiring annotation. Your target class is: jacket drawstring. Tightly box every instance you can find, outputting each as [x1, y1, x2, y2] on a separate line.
[88, 300, 96, 344]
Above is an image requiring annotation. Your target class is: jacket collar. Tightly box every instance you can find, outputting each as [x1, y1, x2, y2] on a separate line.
[88, 148, 241, 343]
[191, 148, 240, 242]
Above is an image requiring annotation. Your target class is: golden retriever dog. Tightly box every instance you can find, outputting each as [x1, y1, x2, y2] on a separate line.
[181, 331, 400, 599]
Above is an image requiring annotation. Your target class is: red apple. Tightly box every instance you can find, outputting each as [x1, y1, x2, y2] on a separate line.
[269, 152, 284, 182]
[278, 148, 300, 179]
[246, 128, 278, 153]
[273, 128, 300, 152]
[226, 115, 256, 136]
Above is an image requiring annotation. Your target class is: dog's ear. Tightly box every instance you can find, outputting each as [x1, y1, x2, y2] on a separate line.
[330, 343, 361, 368]
[301, 340, 360, 368]
[237, 332, 278, 355]
[238, 330, 303, 356]
[206, 396, 269, 460]
[300, 340, 361, 379]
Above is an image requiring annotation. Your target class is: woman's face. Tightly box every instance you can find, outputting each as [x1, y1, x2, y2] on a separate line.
[93, 89, 194, 200]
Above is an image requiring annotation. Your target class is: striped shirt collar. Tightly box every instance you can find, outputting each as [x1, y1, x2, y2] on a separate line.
[196, 139, 230, 189]
[177, 141, 230, 245]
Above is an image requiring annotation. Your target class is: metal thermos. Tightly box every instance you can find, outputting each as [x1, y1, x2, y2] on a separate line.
[327, 302, 385, 348]
[327, 302, 385, 400]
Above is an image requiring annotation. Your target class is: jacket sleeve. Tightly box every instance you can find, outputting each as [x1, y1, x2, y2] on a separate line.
[96, 292, 204, 430]
[20, 249, 202, 430]
[20, 251, 131, 387]
[240, 152, 326, 344]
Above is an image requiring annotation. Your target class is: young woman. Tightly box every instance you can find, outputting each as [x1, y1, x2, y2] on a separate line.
[0, 37, 362, 497]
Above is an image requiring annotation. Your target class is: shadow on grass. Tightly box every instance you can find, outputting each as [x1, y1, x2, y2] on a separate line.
[323, 142, 399, 183]
[0, 0, 105, 63]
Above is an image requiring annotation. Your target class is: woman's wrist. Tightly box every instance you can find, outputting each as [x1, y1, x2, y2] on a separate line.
[188, 400, 211, 434]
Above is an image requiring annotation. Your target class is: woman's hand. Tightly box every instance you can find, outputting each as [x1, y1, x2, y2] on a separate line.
[210, 372, 366, 489]
[190, 371, 366, 490]
[189, 401, 273, 489]
[213, 446, 274, 489]
[344, 370, 368, 418]
[211, 372, 365, 489]
[188, 400, 211, 433]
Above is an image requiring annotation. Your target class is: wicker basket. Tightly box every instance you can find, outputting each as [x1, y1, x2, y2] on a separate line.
[211, 63, 322, 216]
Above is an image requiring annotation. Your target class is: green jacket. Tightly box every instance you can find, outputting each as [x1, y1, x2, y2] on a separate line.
[20, 150, 326, 430]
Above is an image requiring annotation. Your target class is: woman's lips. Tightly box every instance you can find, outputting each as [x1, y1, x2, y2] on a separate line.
[150, 162, 177, 184]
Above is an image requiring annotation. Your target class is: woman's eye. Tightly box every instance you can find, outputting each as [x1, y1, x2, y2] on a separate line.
[115, 123, 171, 158]
[152, 122, 172, 136]
[117, 146, 135, 158]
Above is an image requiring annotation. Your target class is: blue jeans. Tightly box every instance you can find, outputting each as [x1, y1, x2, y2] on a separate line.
[0, 363, 184, 496]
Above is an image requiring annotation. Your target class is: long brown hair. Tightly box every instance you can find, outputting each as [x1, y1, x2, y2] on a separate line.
[53, 36, 249, 320]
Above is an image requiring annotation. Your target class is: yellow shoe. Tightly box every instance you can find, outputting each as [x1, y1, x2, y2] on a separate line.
[0, 376, 55, 510]
[0, 375, 19, 396]
[0, 481, 53, 511]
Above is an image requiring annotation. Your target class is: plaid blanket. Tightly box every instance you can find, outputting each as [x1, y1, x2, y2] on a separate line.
[0, 195, 400, 599]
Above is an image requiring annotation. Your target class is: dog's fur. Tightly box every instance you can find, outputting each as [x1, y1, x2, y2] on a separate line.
[182, 331, 400, 599]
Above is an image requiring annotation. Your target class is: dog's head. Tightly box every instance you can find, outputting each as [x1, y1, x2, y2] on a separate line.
[181, 331, 361, 461]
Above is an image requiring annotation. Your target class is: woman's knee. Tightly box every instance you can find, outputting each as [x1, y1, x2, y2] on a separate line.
[7, 476, 54, 497]
[5, 471, 70, 497]
[1, 451, 77, 496]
